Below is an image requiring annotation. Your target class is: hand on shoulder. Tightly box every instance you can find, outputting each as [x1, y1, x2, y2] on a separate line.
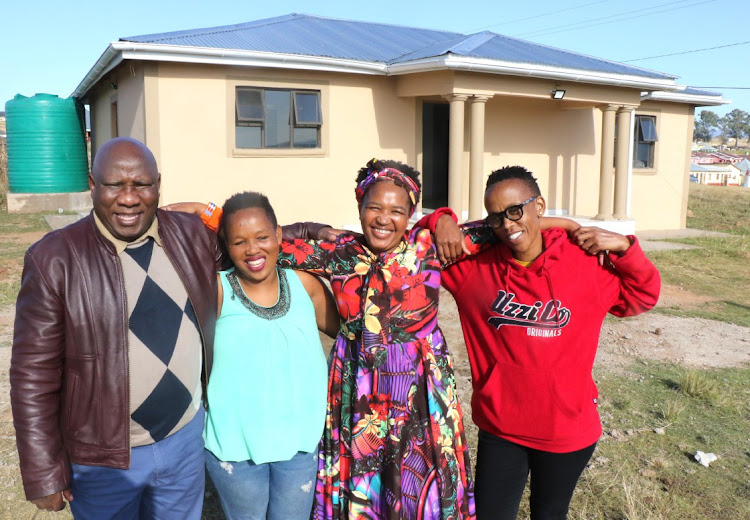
[571, 226, 631, 257]
[433, 214, 470, 265]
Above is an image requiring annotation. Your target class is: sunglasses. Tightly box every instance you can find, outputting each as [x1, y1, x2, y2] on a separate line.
[485, 195, 539, 229]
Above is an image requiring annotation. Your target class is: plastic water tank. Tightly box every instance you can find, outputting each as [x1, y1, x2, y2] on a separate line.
[5, 93, 89, 193]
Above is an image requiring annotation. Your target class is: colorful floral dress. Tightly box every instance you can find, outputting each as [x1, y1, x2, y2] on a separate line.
[278, 227, 476, 520]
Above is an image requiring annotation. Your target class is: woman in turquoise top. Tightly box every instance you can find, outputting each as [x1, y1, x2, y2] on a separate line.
[203, 191, 339, 520]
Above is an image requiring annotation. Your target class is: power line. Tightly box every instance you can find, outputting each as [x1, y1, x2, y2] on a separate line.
[467, 1, 611, 32]
[622, 40, 750, 62]
[514, 0, 715, 39]
[690, 86, 750, 90]
[516, 0, 694, 37]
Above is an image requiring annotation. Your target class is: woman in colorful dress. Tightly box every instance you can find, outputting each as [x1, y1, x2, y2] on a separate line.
[202, 191, 339, 520]
[274, 159, 475, 520]
[186, 160, 475, 519]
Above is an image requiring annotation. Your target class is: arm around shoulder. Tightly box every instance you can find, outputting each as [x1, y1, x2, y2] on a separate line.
[542, 216, 580, 233]
[605, 236, 661, 316]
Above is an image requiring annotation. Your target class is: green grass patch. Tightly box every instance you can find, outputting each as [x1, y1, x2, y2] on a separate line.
[647, 184, 750, 326]
[0, 210, 52, 234]
[0, 211, 52, 305]
[685, 184, 750, 234]
[676, 370, 719, 401]
[560, 362, 750, 519]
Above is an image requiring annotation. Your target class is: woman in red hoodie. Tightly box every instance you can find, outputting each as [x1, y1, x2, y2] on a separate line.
[421, 165, 661, 520]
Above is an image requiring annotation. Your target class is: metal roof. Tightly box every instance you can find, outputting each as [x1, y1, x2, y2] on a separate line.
[690, 163, 737, 172]
[121, 13, 674, 80]
[735, 158, 750, 172]
[681, 87, 723, 97]
[393, 31, 672, 79]
[122, 14, 463, 64]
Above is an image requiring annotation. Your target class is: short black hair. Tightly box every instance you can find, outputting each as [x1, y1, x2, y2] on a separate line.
[355, 158, 422, 205]
[220, 191, 277, 235]
[485, 165, 541, 196]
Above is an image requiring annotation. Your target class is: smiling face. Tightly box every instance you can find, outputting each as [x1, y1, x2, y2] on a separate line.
[359, 180, 411, 255]
[485, 178, 546, 262]
[89, 139, 161, 242]
[224, 207, 282, 284]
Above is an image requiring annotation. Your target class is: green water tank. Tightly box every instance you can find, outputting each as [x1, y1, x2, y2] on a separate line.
[5, 93, 89, 193]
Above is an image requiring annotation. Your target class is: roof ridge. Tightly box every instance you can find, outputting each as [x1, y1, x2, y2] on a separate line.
[122, 13, 463, 44]
[277, 12, 463, 35]
[121, 13, 303, 43]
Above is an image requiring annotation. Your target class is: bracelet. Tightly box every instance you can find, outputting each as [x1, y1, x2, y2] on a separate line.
[200, 202, 222, 232]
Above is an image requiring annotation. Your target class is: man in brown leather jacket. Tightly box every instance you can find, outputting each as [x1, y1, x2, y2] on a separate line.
[10, 138, 221, 519]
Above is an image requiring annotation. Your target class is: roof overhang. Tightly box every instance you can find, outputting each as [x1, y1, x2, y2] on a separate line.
[73, 42, 683, 99]
[72, 42, 387, 98]
[388, 54, 681, 91]
[641, 90, 730, 106]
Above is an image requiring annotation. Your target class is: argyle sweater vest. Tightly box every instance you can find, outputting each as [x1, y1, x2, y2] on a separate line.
[121, 237, 202, 446]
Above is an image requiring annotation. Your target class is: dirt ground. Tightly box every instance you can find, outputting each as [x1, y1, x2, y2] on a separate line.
[0, 234, 748, 518]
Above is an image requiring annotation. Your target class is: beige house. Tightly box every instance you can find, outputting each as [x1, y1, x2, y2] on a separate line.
[690, 163, 743, 186]
[73, 14, 727, 232]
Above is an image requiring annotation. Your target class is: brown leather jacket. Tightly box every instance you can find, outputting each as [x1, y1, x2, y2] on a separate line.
[10, 210, 221, 501]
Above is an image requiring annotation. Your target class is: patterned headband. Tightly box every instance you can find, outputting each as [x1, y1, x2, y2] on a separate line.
[355, 165, 421, 215]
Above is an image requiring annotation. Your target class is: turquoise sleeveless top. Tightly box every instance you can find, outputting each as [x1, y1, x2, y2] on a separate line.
[204, 267, 328, 464]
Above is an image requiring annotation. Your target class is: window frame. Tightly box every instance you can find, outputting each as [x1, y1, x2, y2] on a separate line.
[235, 88, 264, 124]
[234, 86, 323, 152]
[292, 91, 322, 127]
[632, 114, 659, 170]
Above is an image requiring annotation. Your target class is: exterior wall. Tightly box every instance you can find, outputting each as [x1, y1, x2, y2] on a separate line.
[699, 172, 727, 185]
[630, 101, 693, 230]
[84, 62, 699, 231]
[146, 63, 417, 227]
[87, 62, 146, 157]
[696, 169, 741, 186]
[115, 63, 146, 142]
[404, 72, 638, 219]
[88, 84, 116, 156]
[479, 98, 601, 218]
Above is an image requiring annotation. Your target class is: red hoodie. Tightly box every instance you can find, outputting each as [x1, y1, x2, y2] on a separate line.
[431, 222, 660, 452]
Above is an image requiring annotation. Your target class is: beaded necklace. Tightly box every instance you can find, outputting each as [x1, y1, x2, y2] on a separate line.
[226, 267, 290, 320]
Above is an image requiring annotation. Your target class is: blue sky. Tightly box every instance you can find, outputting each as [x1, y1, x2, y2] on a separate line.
[2, 0, 747, 118]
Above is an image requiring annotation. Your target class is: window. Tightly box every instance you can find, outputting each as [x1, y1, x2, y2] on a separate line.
[235, 88, 322, 149]
[633, 115, 658, 168]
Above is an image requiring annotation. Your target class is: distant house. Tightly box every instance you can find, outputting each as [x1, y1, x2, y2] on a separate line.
[736, 158, 750, 174]
[691, 151, 748, 166]
[72, 13, 728, 231]
[690, 163, 742, 186]
[691, 153, 725, 165]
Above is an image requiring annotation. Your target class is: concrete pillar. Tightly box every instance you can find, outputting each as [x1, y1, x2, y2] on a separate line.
[595, 105, 618, 220]
[446, 94, 469, 216]
[614, 106, 634, 219]
[469, 95, 491, 220]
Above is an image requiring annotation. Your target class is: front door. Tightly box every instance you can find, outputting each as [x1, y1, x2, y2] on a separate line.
[421, 102, 449, 210]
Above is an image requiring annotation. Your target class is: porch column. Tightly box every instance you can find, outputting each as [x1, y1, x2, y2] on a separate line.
[595, 104, 618, 220]
[469, 95, 491, 220]
[614, 106, 634, 219]
[446, 94, 469, 215]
